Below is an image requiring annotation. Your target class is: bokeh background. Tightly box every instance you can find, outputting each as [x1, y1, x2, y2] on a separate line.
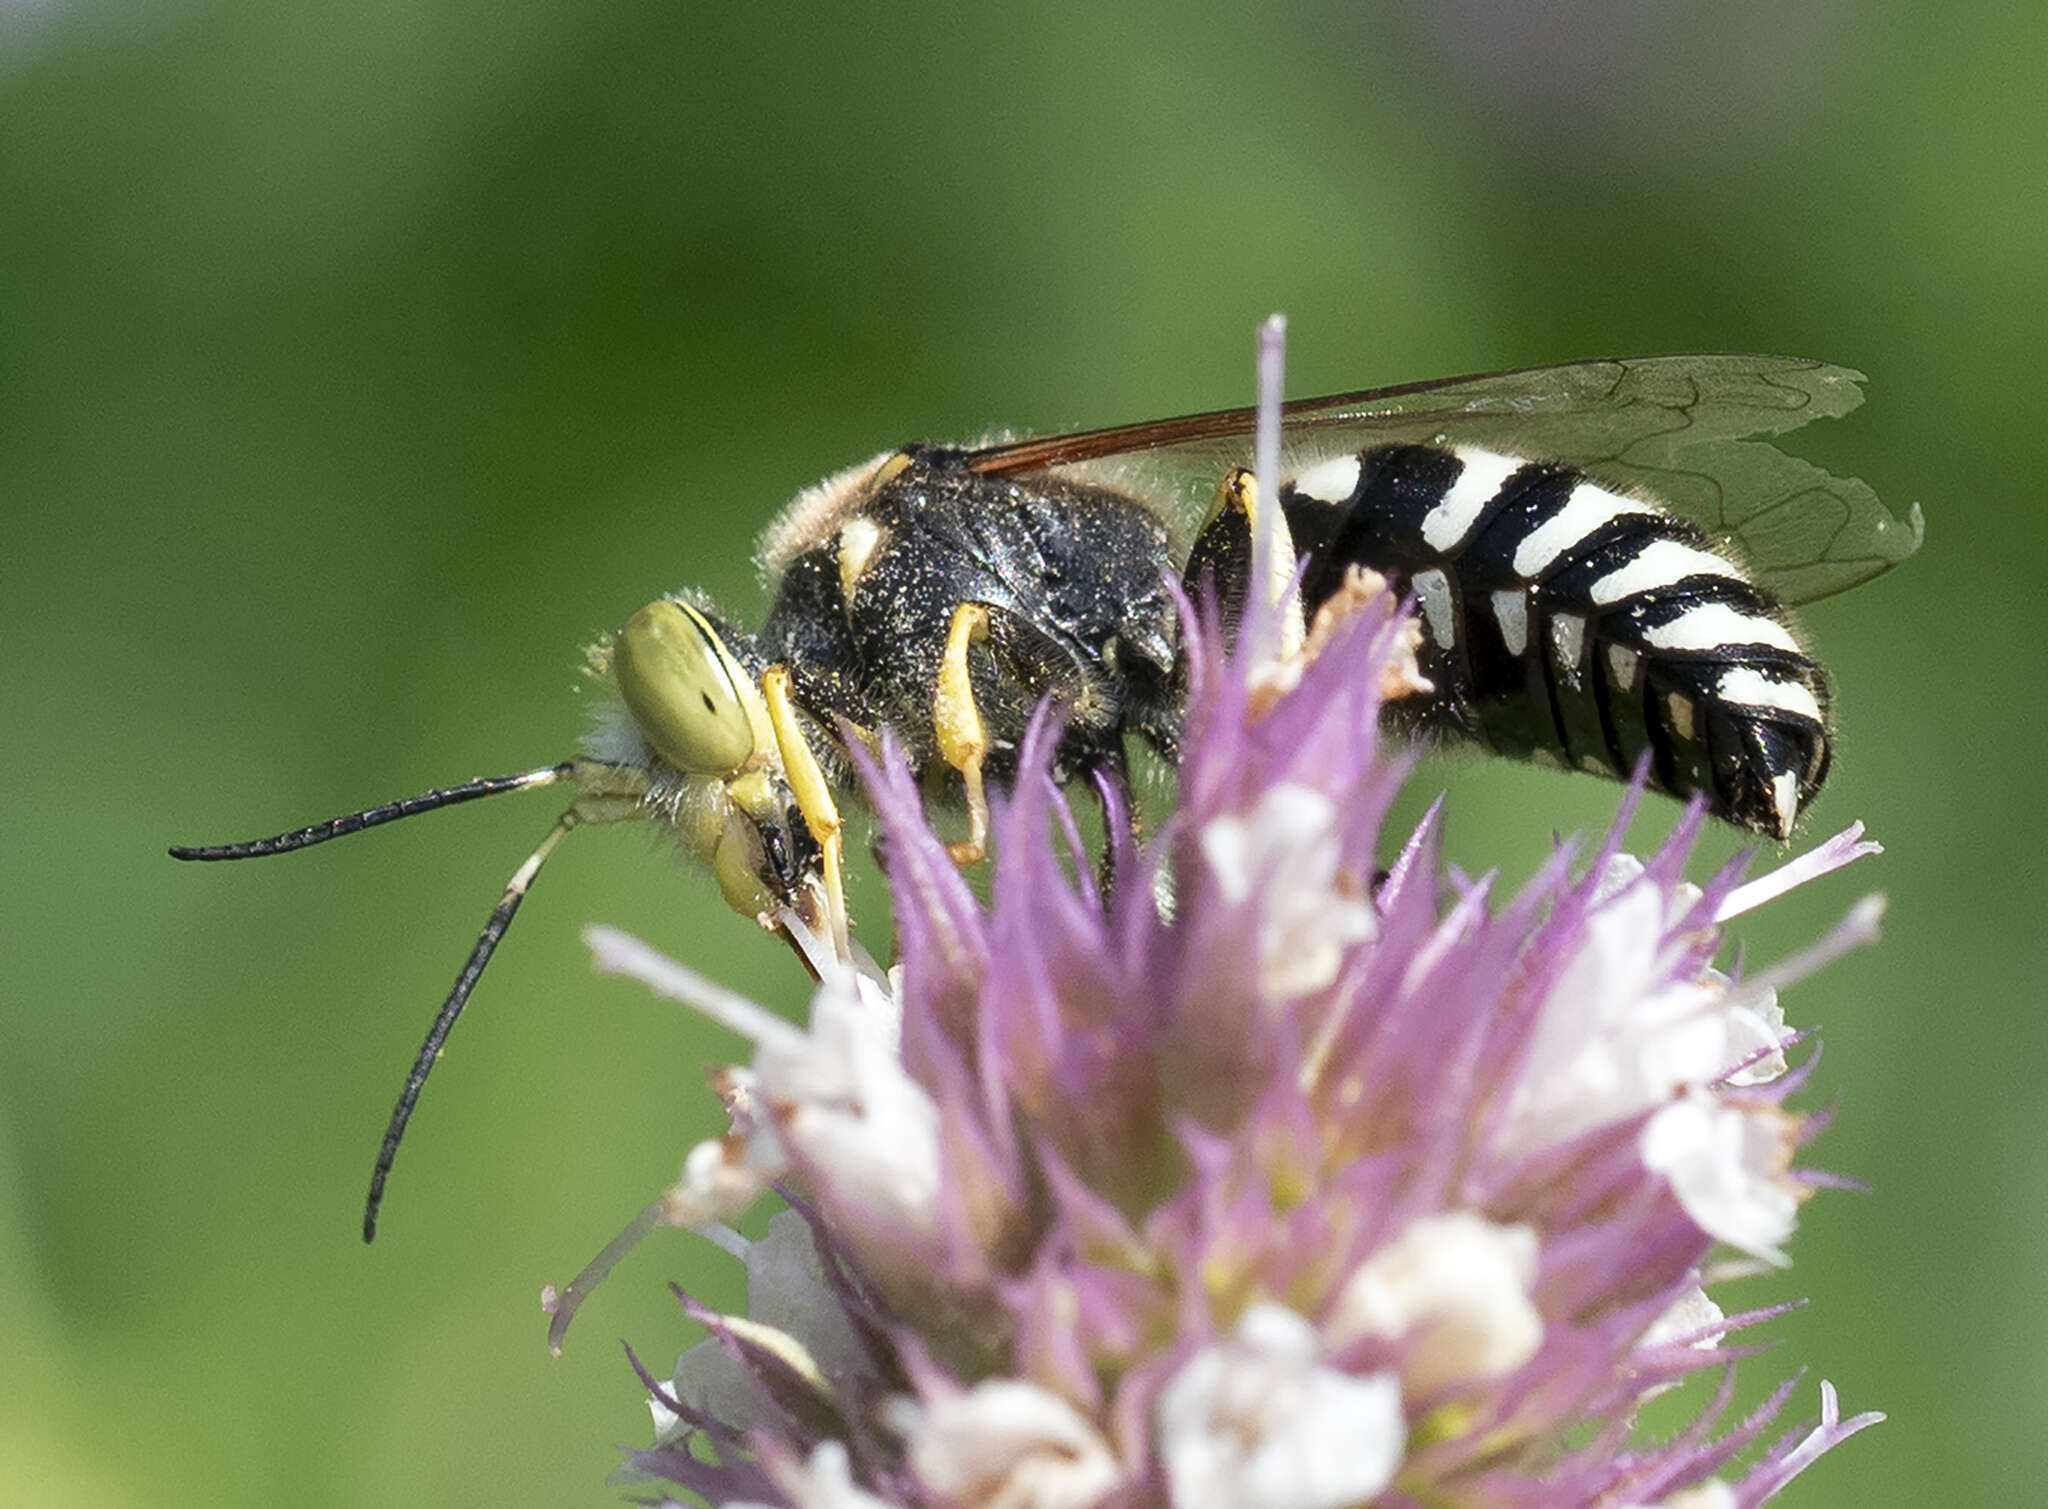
[2, 3, 2039, 1505]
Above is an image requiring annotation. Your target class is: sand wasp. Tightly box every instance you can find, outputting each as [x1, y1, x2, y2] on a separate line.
[175, 351, 1920, 1238]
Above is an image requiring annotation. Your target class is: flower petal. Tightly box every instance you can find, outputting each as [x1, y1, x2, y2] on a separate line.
[1156, 1304, 1404, 1509]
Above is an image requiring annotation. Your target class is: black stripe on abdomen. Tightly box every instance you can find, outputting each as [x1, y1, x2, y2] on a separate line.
[1284, 441, 1835, 836]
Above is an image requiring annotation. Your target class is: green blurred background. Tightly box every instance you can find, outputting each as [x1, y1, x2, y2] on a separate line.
[2, 3, 2038, 1505]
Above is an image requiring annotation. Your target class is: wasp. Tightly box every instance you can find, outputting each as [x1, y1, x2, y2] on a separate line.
[173, 353, 1921, 1239]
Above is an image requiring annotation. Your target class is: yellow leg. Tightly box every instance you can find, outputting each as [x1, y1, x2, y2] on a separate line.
[761, 665, 850, 961]
[1208, 465, 1256, 522]
[934, 601, 993, 866]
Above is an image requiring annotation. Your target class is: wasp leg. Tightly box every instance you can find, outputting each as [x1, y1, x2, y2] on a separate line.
[761, 664, 851, 961]
[934, 601, 995, 866]
[938, 597, 1141, 868]
[1183, 466, 1304, 659]
[1182, 467, 1256, 634]
[1090, 750, 1137, 902]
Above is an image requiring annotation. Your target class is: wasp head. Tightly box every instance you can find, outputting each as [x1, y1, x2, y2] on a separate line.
[609, 597, 827, 931]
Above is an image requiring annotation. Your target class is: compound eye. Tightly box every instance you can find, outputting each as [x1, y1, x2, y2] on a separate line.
[614, 600, 759, 777]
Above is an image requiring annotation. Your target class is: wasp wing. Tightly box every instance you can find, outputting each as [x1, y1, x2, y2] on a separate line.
[965, 355, 1922, 605]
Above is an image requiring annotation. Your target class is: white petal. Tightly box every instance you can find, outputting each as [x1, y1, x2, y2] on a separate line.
[896, 1378, 1123, 1509]
[757, 971, 943, 1240]
[1633, 1282, 1729, 1401]
[752, 1440, 894, 1509]
[589, 931, 912, 1242]
[1639, 1282, 1727, 1353]
[1328, 1211, 1544, 1392]
[1640, 1094, 1801, 1264]
[662, 1118, 787, 1227]
[646, 1382, 684, 1443]
[1158, 1304, 1404, 1509]
[1716, 987, 1789, 1085]
[1661, 1482, 1738, 1509]
[1200, 784, 1375, 999]
[1499, 872, 1795, 1156]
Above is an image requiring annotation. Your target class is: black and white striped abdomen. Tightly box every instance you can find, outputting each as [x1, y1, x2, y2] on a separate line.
[1281, 442, 1830, 838]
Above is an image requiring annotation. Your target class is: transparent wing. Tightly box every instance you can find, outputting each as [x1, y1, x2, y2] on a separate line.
[965, 355, 1923, 604]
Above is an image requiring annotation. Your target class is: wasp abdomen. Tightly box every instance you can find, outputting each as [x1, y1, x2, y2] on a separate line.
[1282, 443, 1829, 838]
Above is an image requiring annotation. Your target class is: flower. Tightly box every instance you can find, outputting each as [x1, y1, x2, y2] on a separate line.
[1198, 782, 1377, 999]
[1325, 1210, 1544, 1395]
[1155, 1302, 1405, 1509]
[887, 1377, 1121, 1509]
[568, 573, 1884, 1509]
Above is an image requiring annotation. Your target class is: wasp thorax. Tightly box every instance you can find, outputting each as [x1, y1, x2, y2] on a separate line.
[615, 599, 762, 777]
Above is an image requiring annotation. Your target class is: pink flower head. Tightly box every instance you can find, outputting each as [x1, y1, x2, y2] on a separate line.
[581, 569, 1883, 1508]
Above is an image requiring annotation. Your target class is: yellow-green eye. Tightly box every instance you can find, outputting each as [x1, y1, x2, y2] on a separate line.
[614, 600, 759, 776]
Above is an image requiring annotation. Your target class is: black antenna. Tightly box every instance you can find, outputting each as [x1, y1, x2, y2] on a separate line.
[169, 764, 576, 861]
[362, 809, 580, 1242]
[169, 761, 586, 1241]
